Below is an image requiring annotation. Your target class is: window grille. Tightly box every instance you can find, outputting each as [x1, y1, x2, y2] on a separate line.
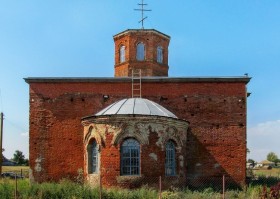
[121, 138, 140, 175]
[165, 140, 176, 176]
[157, 46, 163, 63]
[92, 140, 98, 173]
[88, 140, 99, 173]
[120, 45, 125, 63]
[136, 43, 145, 61]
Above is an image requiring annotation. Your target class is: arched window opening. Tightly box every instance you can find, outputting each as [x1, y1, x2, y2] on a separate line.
[136, 42, 145, 61]
[88, 140, 99, 174]
[120, 45, 125, 63]
[157, 46, 163, 63]
[121, 138, 140, 175]
[165, 140, 176, 176]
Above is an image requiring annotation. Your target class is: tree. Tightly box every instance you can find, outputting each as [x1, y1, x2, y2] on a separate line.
[248, 158, 256, 167]
[267, 152, 279, 165]
[12, 150, 26, 165]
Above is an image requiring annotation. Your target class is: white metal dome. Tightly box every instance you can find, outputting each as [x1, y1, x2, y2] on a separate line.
[95, 98, 177, 118]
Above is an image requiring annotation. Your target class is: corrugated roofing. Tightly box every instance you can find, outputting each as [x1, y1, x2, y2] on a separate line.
[95, 98, 177, 118]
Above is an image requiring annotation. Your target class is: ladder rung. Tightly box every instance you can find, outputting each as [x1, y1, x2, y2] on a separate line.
[132, 69, 141, 98]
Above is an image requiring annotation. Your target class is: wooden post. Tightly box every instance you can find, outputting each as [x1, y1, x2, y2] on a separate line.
[99, 175, 102, 199]
[0, 112, 3, 177]
[15, 175, 18, 199]
[222, 175, 225, 199]
[159, 176, 162, 199]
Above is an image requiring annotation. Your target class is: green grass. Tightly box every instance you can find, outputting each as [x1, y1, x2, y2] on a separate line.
[1, 166, 279, 199]
[0, 179, 273, 199]
[253, 168, 280, 178]
[2, 166, 29, 178]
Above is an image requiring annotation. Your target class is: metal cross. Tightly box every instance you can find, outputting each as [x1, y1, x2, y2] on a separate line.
[134, 0, 151, 29]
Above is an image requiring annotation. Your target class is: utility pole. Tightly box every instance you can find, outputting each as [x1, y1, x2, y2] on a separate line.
[0, 112, 3, 176]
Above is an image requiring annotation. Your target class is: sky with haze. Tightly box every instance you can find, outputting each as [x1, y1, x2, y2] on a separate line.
[0, 0, 280, 162]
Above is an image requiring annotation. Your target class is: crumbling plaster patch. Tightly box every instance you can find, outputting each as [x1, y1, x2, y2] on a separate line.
[149, 153, 158, 161]
[35, 156, 44, 172]
[83, 117, 188, 150]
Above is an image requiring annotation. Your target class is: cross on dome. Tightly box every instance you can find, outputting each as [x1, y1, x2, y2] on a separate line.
[134, 0, 152, 29]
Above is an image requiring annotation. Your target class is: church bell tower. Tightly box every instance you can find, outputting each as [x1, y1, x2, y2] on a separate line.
[113, 29, 170, 77]
[114, 1, 170, 77]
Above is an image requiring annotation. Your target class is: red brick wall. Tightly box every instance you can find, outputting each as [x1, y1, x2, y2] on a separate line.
[28, 80, 247, 186]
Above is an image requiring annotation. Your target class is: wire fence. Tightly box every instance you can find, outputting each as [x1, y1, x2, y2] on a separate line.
[2, 168, 280, 199]
[86, 174, 280, 199]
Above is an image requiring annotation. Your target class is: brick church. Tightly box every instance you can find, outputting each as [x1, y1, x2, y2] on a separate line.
[25, 27, 250, 188]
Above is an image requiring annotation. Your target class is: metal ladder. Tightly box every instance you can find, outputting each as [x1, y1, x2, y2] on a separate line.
[132, 69, 142, 98]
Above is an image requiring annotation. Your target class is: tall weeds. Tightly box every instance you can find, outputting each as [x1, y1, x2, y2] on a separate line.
[0, 179, 278, 199]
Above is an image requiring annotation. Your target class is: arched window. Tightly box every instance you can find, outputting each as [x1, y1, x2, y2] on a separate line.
[136, 42, 145, 61]
[121, 138, 140, 175]
[157, 46, 163, 63]
[120, 45, 125, 63]
[165, 140, 176, 176]
[87, 140, 99, 174]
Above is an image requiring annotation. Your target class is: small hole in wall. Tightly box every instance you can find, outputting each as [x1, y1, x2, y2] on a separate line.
[239, 123, 244, 127]
[191, 113, 194, 116]
[160, 96, 168, 101]
[204, 140, 206, 142]
[81, 98, 85, 102]
[70, 98, 74, 102]
[69, 138, 72, 140]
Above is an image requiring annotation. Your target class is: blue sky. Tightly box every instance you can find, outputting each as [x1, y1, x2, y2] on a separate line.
[0, 1, 280, 162]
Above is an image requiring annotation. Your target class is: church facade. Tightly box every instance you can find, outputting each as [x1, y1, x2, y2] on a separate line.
[25, 28, 250, 188]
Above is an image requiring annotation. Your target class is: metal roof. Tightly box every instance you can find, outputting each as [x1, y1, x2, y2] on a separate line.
[24, 76, 251, 84]
[113, 29, 171, 40]
[95, 98, 177, 118]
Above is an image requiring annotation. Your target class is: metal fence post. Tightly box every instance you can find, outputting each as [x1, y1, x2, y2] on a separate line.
[159, 176, 162, 199]
[222, 175, 225, 199]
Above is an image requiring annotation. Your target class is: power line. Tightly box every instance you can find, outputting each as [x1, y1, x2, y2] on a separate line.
[5, 118, 27, 134]
[0, 89, 3, 113]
